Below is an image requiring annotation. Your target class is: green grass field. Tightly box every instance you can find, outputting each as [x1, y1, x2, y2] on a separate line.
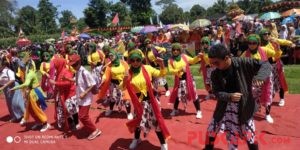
[166, 64, 300, 94]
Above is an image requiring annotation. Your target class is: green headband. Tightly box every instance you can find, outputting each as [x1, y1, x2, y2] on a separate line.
[144, 38, 151, 44]
[247, 34, 260, 43]
[259, 28, 270, 35]
[201, 36, 211, 45]
[129, 49, 143, 60]
[171, 43, 182, 50]
[102, 45, 110, 52]
[89, 43, 97, 51]
[43, 52, 50, 57]
[127, 42, 135, 49]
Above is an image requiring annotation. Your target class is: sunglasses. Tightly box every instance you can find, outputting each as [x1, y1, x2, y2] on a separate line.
[172, 49, 180, 51]
[263, 33, 270, 36]
[248, 42, 258, 45]
[202, 42, 209, 45]
[130, 58, 142, 63]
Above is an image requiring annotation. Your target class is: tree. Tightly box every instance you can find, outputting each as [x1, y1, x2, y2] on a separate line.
[121, 0, 153, 25]
[183, 11, 191, 23]
[59, 10, 76, 30]
[155, 0, 175, 8]
[159, 4, 184, 24]
[15, 6, 38, 35]
[236, 0, 273, 14]
[37, 0, 58, 34]
[110, 2, 132, 26]
[84, 0, 110, 28]
[190, 4, 206, 20]
[0, 0, 17, 37]
[206, 0, 228, 19]
[190, 4, 206, 21]
[77, 18, 87, 32]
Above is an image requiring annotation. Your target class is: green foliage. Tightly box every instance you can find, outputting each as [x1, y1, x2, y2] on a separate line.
[59, 10, 76, 30]
[0, 34, 60, 49]
[237, 0, 273, 14]
[159, 4, 184, 24]
[37, 0, 58, 34]
[84, 0, 110, 28]
[77, 18, 88, 32]
[121, 0, 153, 25]
[0, 0, 17, 38]
[155, 0, 175, 9]
[206, 0, 229, 19]
[110, 2, 132, 26]
[15, 6, 38, 35]
[190, 4, 206, 21]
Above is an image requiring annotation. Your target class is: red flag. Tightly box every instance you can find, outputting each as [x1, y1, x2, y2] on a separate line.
[112, 13, 119, 25]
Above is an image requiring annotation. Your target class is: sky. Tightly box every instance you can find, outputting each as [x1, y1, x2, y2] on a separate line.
[16, 0, 230, 18]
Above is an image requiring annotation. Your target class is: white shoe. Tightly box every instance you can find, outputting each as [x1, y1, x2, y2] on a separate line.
[165, 90, 171, 97]
[279, 99, 285, 107]
[196, 111, 202, 119]
[266, 115, 274, 124]
[105, 109, 113, 116]
[161, 143, 168, 150]
[170, 110, 179, 116]
[40, 123, 51, 132]
[20, 118, 26, 126]
[76, 124, 81, 130]
[127, 113, 134, 120]
[129, 139, 141, 149]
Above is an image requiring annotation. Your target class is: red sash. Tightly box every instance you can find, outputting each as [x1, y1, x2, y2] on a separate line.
[270, 42, 288, 92]
[126, 65, 171, 140]
[199, 54, 209, 91]
[245, 47, 272, 105]
[245, 47, 267, 61]
[169, 54, 196, 103]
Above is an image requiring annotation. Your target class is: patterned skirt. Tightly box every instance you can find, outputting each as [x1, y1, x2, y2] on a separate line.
[272, 61, 283, 93]
[252, 73, 274, 106]
[108, 82, 123, 110]
[139, 100, 160, 137]
[205, 67, 215, 85]
[207, 102, 256, 148]
[177, 79, 198, 103]
[55, 94, 65, 129]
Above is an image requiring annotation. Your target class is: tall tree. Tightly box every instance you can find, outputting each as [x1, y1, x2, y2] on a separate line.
[159, 4, 184, 24]
[59, 10, 76, 30]
[237, 0, 273, 14]
[190, 4, 206, 21]
[84, 0, 110, 28]
[110, 2, 132, 26]
[206, 0, 228, 19]
[121, 0, 153, 25]
[77, 18, 87, 32]
[37, 0, 58, 34]
[0, 0, 17, 37]
[15, 6, 37, 35]
[155, 0, 175, 9]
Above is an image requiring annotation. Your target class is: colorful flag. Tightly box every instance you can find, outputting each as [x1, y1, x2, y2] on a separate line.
[112, 13, 119, 25]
